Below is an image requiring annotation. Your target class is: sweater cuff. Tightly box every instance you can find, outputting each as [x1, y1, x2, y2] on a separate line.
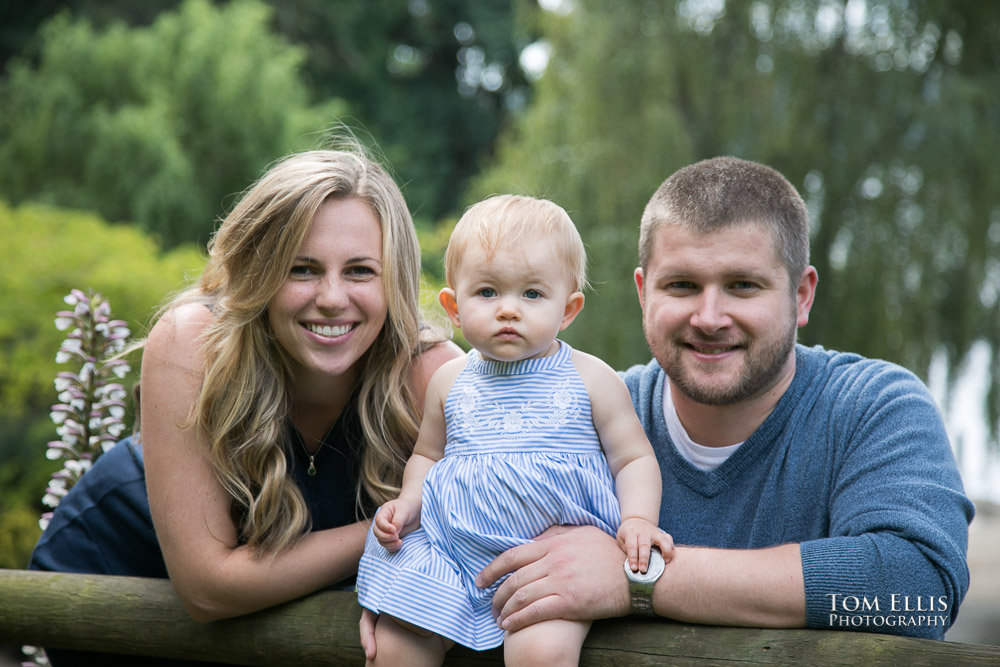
[800, 536, 874, 629]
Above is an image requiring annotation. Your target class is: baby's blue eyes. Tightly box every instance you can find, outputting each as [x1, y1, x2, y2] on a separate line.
[476, 288, 543, 299]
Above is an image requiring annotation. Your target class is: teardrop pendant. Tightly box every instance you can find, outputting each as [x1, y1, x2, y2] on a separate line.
[307, 455, 317, 476]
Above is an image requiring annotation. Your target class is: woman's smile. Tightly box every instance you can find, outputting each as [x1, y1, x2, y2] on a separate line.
[269, 197, 387, 383]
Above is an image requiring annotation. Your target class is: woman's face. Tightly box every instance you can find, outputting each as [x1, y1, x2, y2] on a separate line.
[268, 197, 387, 388]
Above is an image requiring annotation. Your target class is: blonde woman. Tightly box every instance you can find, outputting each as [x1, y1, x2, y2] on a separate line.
[30, 145, 461, 666]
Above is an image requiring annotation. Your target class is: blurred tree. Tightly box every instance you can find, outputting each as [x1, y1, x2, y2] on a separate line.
[1, 0, 528, 234]
[475, 0, 1000, 435]
[0, 0, 182, 72]
[0, 0, 344, 248]
[265, 0, 530, 224]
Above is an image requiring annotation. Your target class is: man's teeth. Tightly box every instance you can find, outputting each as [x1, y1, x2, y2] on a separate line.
[307, 323, 352, 337]
[692, 346, 733, 354]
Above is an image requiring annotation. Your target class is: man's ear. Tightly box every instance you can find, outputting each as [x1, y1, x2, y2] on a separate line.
[560, 292, 585, 330]
[634, 267, 645, 310]
[796, 266, 819, 327]
[438, 288, 462, 328]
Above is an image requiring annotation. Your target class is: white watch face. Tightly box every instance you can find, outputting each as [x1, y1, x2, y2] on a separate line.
[625, 547, 665, 583]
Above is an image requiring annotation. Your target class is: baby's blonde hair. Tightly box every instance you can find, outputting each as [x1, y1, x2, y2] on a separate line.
[444, 195, 588, 291]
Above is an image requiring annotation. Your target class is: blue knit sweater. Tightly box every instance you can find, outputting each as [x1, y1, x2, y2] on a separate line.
[621, 344, 974, 639]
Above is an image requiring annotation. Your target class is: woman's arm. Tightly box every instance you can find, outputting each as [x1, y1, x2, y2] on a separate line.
[142, 306, 461, 623]
[141, 303, 365, 621]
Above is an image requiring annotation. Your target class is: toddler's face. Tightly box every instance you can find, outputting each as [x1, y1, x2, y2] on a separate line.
[440, 241, 583, 363]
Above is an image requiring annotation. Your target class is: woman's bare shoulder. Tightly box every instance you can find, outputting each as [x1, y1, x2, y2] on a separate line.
[409, 340, 465, 407]
[414, 340, 463, 380]
[144, 301, 213, 367]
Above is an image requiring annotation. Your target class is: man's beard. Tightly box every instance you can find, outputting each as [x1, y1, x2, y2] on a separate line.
[651, 322, 797, 406]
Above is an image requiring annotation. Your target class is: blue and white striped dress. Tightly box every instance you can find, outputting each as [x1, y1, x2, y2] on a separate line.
[356, 341, 621, 650]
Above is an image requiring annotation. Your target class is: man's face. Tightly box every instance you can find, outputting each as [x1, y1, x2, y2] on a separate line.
[635, 222, 816, 407]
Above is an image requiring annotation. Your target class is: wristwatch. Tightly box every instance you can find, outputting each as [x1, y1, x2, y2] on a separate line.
[623, 547, 665, 616]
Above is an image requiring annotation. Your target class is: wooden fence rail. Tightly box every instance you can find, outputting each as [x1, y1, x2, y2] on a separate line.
[2, 569, 998, 665]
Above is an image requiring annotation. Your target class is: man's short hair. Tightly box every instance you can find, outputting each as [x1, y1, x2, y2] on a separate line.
[639, 157, 810, 282]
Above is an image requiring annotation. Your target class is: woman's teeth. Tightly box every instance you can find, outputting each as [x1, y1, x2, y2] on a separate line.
[306, 323, 352, 338]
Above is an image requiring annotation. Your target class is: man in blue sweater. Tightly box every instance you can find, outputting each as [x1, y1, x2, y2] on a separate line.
[475, 157, 974, 640]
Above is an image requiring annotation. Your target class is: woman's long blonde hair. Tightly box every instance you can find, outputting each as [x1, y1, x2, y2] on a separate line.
[167, 144, 428, 556]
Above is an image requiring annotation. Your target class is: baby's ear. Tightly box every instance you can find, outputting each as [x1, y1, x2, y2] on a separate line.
[560, 291, 585, 330]
[438, 288, 462, 328]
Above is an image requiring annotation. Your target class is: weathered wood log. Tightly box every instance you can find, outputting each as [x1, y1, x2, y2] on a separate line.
[1, 569, 998, 665]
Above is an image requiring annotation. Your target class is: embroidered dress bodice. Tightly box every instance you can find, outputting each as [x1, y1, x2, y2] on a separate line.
[445, 343, 603, 455]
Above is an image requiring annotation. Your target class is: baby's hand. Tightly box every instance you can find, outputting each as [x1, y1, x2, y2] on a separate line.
[617, 517, 675, 574]
[373, 498, 421, 552]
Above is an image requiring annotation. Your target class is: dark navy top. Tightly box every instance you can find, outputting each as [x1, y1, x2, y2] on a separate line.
[29, 402, 364, 665]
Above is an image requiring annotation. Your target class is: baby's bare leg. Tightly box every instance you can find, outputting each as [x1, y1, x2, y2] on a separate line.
[503, 618, 592, 667]
[368, 614, 450, 667]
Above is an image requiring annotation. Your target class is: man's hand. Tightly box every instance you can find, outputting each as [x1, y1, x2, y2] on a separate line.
[475, 525, 630, 632]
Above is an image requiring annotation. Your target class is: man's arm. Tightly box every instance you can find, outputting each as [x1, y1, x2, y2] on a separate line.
[790, 359, 973, 638]
[654, 543, 804, 626]
[477, 525, 805, 632]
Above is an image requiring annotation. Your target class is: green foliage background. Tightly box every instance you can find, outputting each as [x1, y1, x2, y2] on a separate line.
[0, 0, 997, 569]
[0, 0, 345, 247]
[476, 0, 1000, 396]
[0, 201, 204, 566]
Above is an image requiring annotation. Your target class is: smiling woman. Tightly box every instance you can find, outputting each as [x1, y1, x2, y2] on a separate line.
[268, 198, 388, 393]
[27, 141, 462, 666]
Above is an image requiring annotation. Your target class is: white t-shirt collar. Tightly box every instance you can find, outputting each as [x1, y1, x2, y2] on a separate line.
[661, 380, 743, 471]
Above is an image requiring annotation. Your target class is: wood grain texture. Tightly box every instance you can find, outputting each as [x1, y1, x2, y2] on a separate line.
[2, 570, 997, 666]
